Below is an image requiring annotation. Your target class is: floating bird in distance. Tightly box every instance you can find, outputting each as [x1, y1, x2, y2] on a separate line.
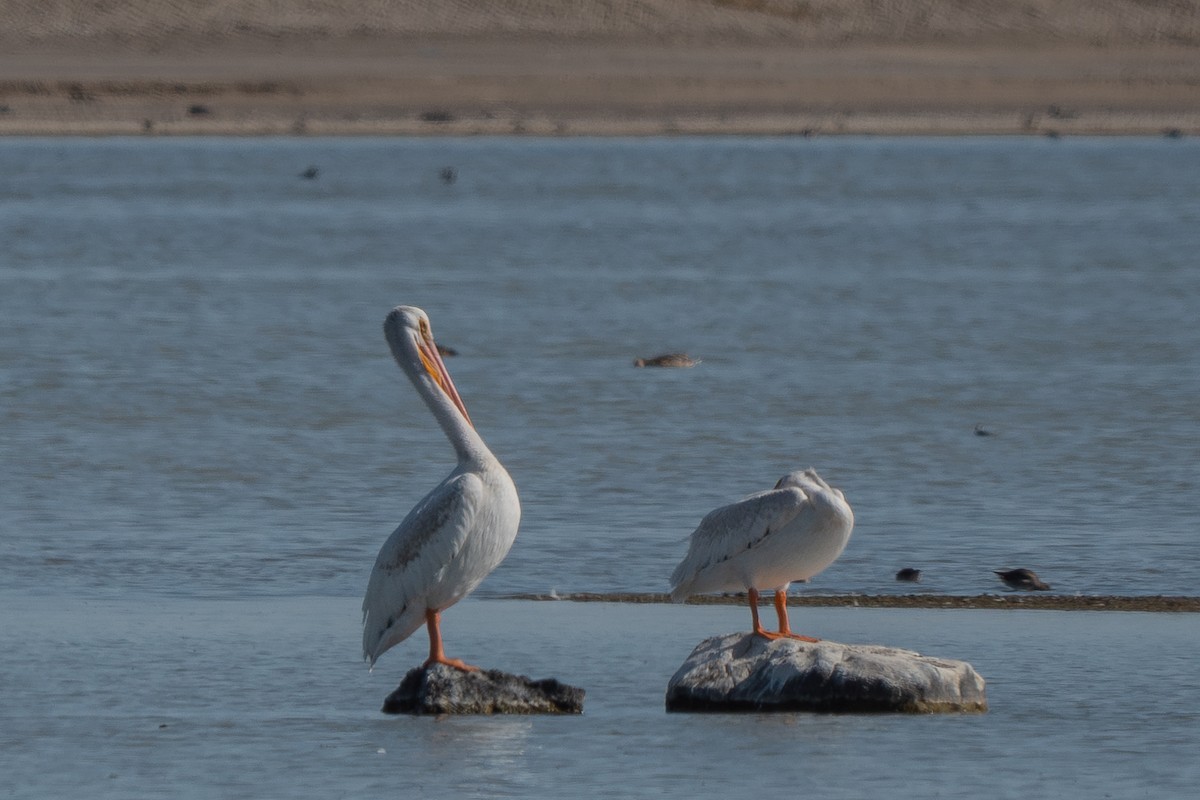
[895, 567, 922, 582]
[994, 568, 1050, 591]
[362, 306, 520, 672]
[670, 469, 854, 641]
[299, 165, 320, 179]
[633, 353, 699, 368]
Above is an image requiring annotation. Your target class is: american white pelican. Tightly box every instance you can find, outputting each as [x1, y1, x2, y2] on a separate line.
[993, 568, 1050, 591]
[633, 353, 699, 368]
[670, 469, 853, 641]
[362, 306, 521, 672]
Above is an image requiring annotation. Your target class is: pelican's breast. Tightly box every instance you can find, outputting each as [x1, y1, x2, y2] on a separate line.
[424, 464, 520, 610]
[766, 486, 853, 585]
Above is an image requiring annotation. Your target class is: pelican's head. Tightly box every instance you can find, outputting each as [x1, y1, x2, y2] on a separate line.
[774, 472, 802, 490]
[774, 468, 842, 500]
[384, 305, 473, 428]
[774, 469, 823, 491]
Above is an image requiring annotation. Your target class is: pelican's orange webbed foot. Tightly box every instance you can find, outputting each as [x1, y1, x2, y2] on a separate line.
[751, 627, 820, 642]
[423, 609, 480, 672]
[768, 589, 821, 642]
[424, 655, 480, 672]
[753, 627, 787, 641]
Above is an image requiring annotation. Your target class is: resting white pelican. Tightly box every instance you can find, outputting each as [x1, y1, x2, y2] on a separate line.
[670, 469, 853, 641]
[362, 306, 520, 672]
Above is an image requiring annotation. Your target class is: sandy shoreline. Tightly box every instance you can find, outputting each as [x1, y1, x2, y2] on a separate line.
[2, 38, 1198, 137]
[3, 0, 1199, 137]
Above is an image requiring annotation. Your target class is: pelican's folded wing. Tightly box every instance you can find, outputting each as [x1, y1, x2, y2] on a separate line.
[362, 472, 483, 664]
[669, 485, 809, 600]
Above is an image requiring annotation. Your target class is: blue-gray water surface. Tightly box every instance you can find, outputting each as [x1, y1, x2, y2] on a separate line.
[2, 136, 1198, 798]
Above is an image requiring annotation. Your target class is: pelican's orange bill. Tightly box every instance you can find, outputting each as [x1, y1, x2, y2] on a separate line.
[418, 338, 474, 428]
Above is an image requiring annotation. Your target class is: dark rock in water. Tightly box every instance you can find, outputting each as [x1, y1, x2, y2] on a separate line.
[382, 664, 585, 715]
[666, 633, 987, 714]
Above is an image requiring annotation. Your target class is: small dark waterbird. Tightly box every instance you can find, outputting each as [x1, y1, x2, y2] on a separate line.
[633, 353, 699, 368]
[994, 568, 1050, 591]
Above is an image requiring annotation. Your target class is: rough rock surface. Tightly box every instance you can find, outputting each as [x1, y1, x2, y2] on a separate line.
[666, 633, 987, 713]
[382, 664, 585, 715]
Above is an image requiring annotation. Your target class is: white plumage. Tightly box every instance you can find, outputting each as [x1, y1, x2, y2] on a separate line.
[362, 306, 520, 671]
[670, 468, 853, 640]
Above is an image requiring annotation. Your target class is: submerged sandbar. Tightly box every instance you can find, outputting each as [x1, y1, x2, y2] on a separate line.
[505, 592, 1200, 612]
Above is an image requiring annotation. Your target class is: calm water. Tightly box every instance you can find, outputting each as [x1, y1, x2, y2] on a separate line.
[4, 596, 1199, 800]
[2, 136, 1199, 797]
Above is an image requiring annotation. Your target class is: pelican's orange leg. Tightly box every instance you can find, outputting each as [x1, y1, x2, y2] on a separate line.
[774, 590, 819, 642]
[749, 588, 789, 640]
[423, 609, 479, 672]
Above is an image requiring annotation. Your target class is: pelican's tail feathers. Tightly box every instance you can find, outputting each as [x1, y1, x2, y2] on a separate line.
[668, 563, 695, 603]
[361, 603, 425, 669]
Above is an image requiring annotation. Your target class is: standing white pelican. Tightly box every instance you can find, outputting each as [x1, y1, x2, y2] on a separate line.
[362, 306, 520, 672]
[669, 469, 853, 641]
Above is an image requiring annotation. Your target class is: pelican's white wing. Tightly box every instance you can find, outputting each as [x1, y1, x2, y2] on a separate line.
[669, 485, 811, 601]
[362, 471, 485, 665]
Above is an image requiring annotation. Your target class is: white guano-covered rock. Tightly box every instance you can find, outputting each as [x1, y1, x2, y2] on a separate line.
[666, 633, 987, 713]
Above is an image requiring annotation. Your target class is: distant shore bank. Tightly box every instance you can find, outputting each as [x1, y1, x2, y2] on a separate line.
[3, 37, 1198, 137]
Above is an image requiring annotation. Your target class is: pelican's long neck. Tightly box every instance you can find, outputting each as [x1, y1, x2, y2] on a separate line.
[415, 370, 492, 467]
[383, 323, 492, 467]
